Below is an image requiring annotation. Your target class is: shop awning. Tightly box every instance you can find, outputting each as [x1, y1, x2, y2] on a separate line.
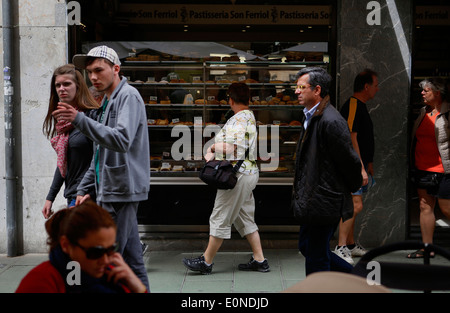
[283, 42, 328, 52]
[80, 41, 266, 61]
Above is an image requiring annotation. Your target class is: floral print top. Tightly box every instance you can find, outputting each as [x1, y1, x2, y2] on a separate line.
[215, 109, 258, 174]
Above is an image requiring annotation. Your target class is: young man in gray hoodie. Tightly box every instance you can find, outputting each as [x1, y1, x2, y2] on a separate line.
[54, 45, 150, 291]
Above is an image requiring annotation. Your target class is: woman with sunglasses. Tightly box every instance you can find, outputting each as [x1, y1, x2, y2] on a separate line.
[16, 201, 147, 293]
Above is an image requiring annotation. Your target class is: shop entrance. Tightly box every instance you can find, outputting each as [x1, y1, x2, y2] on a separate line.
[409, 1, 450, 243]
[68, 1, 337, 231]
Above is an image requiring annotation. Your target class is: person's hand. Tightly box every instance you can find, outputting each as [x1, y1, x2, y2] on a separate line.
[52, 102, 78, 123]
[42, 200, 54, 219]
[205, 151, 215, 162]
[106, 253, 147, 293]
[75, 194, 90, 206]
[361, 168, 369, 186]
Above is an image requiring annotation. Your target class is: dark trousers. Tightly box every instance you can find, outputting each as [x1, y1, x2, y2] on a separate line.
[101, 201, 150, 291]
[298, 223, 353, 276]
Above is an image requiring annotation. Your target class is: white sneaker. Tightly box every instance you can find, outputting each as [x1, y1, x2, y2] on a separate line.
[350, 244, 367, 257]
[333, 246, 355, 265]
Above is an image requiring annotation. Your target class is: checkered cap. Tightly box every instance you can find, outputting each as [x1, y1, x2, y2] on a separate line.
[72, 45, 121, 69]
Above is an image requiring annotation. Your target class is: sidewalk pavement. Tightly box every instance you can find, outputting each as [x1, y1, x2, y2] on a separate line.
[2, 248, 450, 293]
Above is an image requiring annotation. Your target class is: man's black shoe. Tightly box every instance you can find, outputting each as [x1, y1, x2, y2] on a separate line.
[182, 255, 213, 275]
[238, 257, 270, 272]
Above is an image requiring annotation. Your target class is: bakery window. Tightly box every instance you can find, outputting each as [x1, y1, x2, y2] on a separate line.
[93, 41, 330, 185]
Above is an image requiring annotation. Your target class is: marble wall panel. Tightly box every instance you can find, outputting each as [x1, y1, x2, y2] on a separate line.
[338, 0, 413, 247]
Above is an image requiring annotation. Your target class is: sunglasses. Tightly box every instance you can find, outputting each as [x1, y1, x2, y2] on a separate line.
[74, 242, 119, 259]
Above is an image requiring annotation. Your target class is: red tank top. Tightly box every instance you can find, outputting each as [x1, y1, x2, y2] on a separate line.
[415, 113, 445, 173]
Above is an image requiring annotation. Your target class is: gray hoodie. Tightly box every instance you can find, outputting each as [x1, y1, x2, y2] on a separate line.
[74, 77, 150, 202]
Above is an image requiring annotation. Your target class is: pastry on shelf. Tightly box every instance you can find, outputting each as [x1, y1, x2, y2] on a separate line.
[160, 163, 172, 171]
[207, 99, 220, 105]
[156, 119, 169, 125]
[172, 165, 184, 172]
[170, 78, 186, 83]
[268, 98, 281, 105]
[195, 99, 207, 104]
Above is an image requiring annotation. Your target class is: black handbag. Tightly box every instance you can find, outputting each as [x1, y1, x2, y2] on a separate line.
[199, 159, 244, 189]
[412, 169, 443, 189]
[199, 147, 248, 189]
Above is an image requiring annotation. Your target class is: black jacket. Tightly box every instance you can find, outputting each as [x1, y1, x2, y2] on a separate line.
[292, 96, 362, 225]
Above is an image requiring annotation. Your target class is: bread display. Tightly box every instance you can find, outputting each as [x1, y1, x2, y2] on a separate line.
[156, 119, 169, 125]
[122, 58, 316, 178]
[195, 99, 207, 104]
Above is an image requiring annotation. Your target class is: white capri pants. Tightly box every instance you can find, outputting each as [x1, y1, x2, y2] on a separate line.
[209, 172, 259, 239]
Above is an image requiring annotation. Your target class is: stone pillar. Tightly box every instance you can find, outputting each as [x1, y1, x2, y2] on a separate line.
[337, 0, 413, 247]
[0, 0, 68, 253]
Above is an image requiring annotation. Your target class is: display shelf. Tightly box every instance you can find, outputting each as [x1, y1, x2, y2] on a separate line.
[121, 59, 327, 184]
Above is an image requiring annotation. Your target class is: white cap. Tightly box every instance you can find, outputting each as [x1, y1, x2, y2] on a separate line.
[72, 45, 121, 69]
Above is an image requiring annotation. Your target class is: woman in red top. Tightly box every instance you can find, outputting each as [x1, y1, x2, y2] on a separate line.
[408, 77, 450, 258]
[16, 201, 147, 293]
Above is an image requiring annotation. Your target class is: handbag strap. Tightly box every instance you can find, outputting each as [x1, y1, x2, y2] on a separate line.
[232, 147, 249, 173]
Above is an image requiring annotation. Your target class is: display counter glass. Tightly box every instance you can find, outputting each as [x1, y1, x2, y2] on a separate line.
[116, 41, 329, 186]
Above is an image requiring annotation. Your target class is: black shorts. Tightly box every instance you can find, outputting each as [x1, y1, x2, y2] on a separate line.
[414, 170, 450, 199]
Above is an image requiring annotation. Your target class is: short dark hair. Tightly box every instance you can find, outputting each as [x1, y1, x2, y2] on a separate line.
[354, 69, 378, 93]
[296, 67, 332, 98]
[85, 56, 115, 68]
[227, 82, 250, 105]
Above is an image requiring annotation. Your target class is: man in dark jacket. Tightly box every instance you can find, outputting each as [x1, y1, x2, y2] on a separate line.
[292, 67, 362, 275]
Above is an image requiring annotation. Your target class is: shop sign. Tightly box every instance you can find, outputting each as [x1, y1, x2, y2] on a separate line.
[415, 6, 450, 26]
[118, 4, 332, 25]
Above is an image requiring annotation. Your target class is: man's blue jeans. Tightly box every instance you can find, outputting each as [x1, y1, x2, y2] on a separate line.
[298, 223, 353, 276]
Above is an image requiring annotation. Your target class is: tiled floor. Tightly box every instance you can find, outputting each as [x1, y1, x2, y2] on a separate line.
[146, 249, 305, 293]
[2, 247, 450, 293]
